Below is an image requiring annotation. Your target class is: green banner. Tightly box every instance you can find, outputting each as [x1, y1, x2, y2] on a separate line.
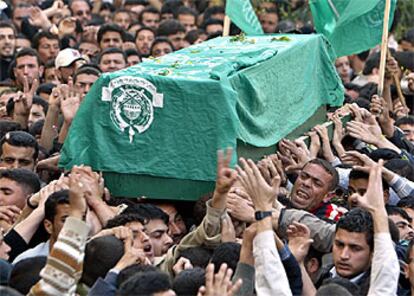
[59, 34, 343, 195]
[310, 0, 397, 57]
[226, 0, 264, 35]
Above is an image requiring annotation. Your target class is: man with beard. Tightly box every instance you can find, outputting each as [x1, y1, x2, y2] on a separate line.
[0, 22, 16, 82]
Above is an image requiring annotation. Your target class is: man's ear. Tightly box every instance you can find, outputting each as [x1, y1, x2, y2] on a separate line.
[306, 258, 320, 274]
[43, 219, 53, 235]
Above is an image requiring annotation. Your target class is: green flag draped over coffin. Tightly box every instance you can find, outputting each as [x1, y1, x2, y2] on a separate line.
[310, 0, 397, 57]
[59, 34, 343, 197]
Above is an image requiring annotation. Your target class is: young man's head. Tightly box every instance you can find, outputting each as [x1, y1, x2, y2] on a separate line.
[398, 196, 414, 227]
[155, 203, 187, 245]
[347, 169, 389, 208]
[202, 18, 223, 35]
[12, 48, 44, 89]
[396, 116, 414, 143]
[335, 56, 352, 84]
[78, 40, 100, 60]
[0, 22, 16, 59]
[12, 4, 31, 31]
[386, 206, 414, 241]
[177, 6, 197, 33]
[113, 9, 132, 30]
[125, 49, 141, 66]
[97, 24, 125, 50]
[135, 27, 155, 57]
[73, 65, 101, 99]
[139, 6, 160, 30]
[157, 20, 186, 51]
[400, 28, 414, 52]
[118, 271, 175, 296]
[259, 8, 279, 33]
[150, 37, 174, 58]
[43, 190, 70, 245]
[55, 48, 85, 83]
[0, 168, 40, 209]
[32, 31, 60, 64]
[333, 208, 373, 279]
[290, 158, 339, 211]
[105, 213, 154, 262]
[28, 96, 48, 128]
[98, 47, 127, 73]
[0, 131, 38, 171]
[129, 204, 173, 256]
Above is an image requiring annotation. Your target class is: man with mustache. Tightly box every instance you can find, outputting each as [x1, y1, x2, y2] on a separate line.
[0, 22, 16, 82]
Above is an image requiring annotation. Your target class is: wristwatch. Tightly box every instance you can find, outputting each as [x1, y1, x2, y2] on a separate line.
[255, 211, 273, 221]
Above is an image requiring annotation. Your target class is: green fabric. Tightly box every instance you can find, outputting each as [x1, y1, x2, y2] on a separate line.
[310, 0, 397, 57]
[226, 0, 264, 35]
[59, 34, 343, 186]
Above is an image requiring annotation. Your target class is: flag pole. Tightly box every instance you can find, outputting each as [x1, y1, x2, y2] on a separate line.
[377, 0, 392, 98]
[223, 15, 231, 37]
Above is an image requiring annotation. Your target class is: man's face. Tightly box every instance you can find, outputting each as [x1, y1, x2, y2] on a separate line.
[75, 73, 99, 99]
[168, 32, 186, 51]
[400, 41, 414, 52]
[389, 214, 414, 241]
[333, 229, 372, 278]
[403, 207, 414, 228]
[1, 142, 36, 171]
[99, 53, 126, 73]
[0, 177, 27, 209]
[161, 13, 174, 22]
[259, 13, 278, 33]
[126, 221, 154, 262]
[291, 163, 333, 211]
[28, 104, 45, 128]
[114, 12, 131, 30]
[45, 203, 71, 242]
[71, 0, 91, 26]
[146, 219, 173, 257]
[205, 24, 223, 35]
[348, 177, 389, 208]
[15, 37, 31, 51]
[0, 229, 11, 260]
[157, 204, 187, 244]
[12, 7, 31, 31]
[44, 67, 61, 84]
[127, 54, 140, 67]
[399, 124, 414, 143]
[142, 12, 160, 29]
[335, 56, 351, 83]
[135, 29, 154, 56]
[152, 42, 173, 57]
[13, 55, 43, 88]
[78, 42, 100, 60]
[100, 31, 123, 50]
[37, 37, 60, 64]
[178, 14, 197, 32]
[0, 27, 16, 58]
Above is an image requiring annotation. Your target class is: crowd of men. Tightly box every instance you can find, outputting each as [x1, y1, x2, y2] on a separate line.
[0, 0, 413, 295]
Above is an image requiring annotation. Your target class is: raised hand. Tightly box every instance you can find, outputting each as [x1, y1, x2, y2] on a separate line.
[287, 222, 313, 263]
[173, 257, 193, 276]
[313, 124, 335, 162]
[346, 120, 382, 145]
[236, 158, 280, 211]
[14, 77, 39, 116]
[215, 148, 237, 194]
[341, 150, 376, 173]
[197, 263, 242, 296]
[29, 6, 52, 29]
[221, 215, 236, 243]
[68, 167, 88, 219]
[227, 189, 255, 223]
[60, 80, 81, 124]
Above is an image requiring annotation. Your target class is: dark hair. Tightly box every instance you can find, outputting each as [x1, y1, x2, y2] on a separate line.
[44, 60, 56, 70]
[192, 192, 212, 226]
[396, 115, 414, 127]
[13, 48, 42, 68]
[123, 203, 169, 224]
[32, 95, 48, 114]
[304, 246, 323, 268]
[0, 168, 40, 195]
[363, 52, 380, 75]
[135, 26, 155, 40]
[0, 286, 22, 296]
[125, 48, 140, 58]
[150, 37, 174, 54]
[304, 158, 339, 191]
[386, 205, 412, 222]
[0, 121, 21, 140]
[0, 131, 39, 161]
[37, 83, 56, 96]
[318, 278, 360, 295]
[139, 6, 160, 23]
[348, 169, 389, 191]
[124, 0, 148, 6]
[105, 212, 146, 228]
[384, 159, 414, 182]
[117, 264, 158, 288]
[82, 235, 124, 287]
[0, 21, 17, 35]
[173, 267, 205, 296]
[157, 19, 185, 36]
[336, 208, 374, 250]
[44, 190, 69, 222]
[403, 28, 414, 45]
[388, 218, 400, 243]
[97, 24, 125, 44]
[123, 32, 135, 43]
[202, 18, 223, 31]
[210, 242, 241, 272]
[97, 47, 127, 64]
[185, 29, 205, 44]
[28, 119, 44, 138]
[117, 271, 172, 296]
[398, 196, 414, 210]
[176, 6, 197, 18]
[203, 6, 225, 21]
[368, 148, 400, 162]
[73, 65, 101, 83]
[160, 0, 183, 15]
[8, 256, 47, 294]
[32, 31, 59, 51]
[178, 246, 212, 269]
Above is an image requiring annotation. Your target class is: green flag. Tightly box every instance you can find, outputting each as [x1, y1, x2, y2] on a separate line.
[310, 0, 397, 57]
[225, 0, 264, 35]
